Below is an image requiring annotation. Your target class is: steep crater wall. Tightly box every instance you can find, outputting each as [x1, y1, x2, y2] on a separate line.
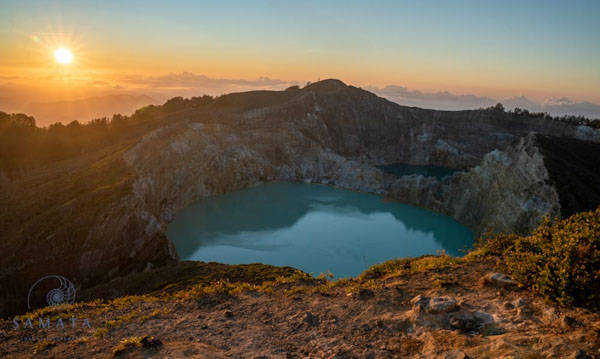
[387, 133, 561, 236]
[80, 82, 600, 287]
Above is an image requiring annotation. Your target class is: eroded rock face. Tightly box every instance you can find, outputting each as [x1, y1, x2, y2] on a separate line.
[121, 120, 385, 230]
[388, 133, 562, 235]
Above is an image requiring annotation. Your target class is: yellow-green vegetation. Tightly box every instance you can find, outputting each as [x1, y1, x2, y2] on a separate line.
[112, 336, 143, 356]
[14, 303, 75, 322]
[359, 207, 599, 308]
[12, 266, 314, 342]
[109, 295, 159, 309]
[151, 262, 308, 293]
[73, 336, 89, 345]
[170, 279, 262, 300]
[431, 274, 459, 288]
[139, 308, 172, 323]
[170, 271, 314, 300]
[12, 300, 102, 325]
[95, 311, 137, 337]
[344, 278, 378, 295]
[281, 249, 487, 295]
[93, 328, 109, 338]
[359, 254, 467, 281]
[485, 207, 600, 306]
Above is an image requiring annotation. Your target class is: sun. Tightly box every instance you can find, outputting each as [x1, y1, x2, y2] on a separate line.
[54, 48, 73, 65]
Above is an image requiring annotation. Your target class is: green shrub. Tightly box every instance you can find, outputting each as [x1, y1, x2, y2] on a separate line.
[497, 208, 600, 306]
[475, 232, 518, 255]
[359, 254, 462, 280]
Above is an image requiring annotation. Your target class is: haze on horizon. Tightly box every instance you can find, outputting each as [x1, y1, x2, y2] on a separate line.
[1, 0, 599, 125]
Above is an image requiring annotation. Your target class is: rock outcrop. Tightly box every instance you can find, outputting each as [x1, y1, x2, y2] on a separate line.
[482, 273, 519, 290]
[387, 133, 562, 235]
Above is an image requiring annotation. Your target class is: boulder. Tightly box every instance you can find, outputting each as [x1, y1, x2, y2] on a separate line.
[223, 310, 234, 318]
[409, 295, 462, 330]
[303, 312, 320, 327]
[141, 336, 162, 349]
[482, 273, 518, 290]
[513, 298, 534, 317]
[449, 311, 495, 331]
[562, 315, 579, 328]
[567, 349, 590, 359]
[411, 295, 459, 313]
[358, 289, 375, 300]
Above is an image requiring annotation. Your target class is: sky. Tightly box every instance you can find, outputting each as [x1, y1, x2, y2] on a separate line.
[1, 0, 599, 123]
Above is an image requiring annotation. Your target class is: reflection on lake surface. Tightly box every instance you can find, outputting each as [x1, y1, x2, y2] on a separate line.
[167, 183, 474, 277]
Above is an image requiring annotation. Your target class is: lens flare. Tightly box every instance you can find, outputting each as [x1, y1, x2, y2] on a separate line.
[54, 48, 73, 64]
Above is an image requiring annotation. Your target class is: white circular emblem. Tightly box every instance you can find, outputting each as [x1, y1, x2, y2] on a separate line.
[27, 275, 76, 309]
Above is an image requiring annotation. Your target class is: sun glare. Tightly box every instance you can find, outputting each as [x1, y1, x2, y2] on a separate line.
[54, 48, 73, 65]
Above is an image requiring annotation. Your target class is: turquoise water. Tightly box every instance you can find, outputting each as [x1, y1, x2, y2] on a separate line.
[167, 183, 474, 278]
[378, 163, 458, 180]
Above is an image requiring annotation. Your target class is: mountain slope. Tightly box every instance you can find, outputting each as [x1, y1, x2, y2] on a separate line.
[21, 94, 157, 126]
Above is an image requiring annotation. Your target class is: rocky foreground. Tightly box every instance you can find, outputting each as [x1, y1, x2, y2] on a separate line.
[1, 253, 598, 358]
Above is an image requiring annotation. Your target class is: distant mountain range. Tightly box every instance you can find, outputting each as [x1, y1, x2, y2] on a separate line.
[1, 94, 158, 126]
[370, 85, 600, 119]
[501, 95, 600, 118]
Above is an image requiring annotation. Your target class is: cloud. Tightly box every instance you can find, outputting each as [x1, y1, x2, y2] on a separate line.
[87, 80, 110, 86]
[500, 96, 542, 112]
[368, 85, 497, 111]
[500, 95, 600, 118]
[113, 72, 298, 100]
[370, 85, 600, 119]
[541, 99, 600, 118]
[141, 72, 291, 88]
[0, 75, 21, 80]
[0, 72, 300, 111]
[543, 97, 573, 106]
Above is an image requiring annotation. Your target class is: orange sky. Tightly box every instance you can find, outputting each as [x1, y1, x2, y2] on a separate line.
[1, 1, 599, 118]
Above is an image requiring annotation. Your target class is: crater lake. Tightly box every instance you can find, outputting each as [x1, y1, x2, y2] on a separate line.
[167, 183, 474, 277]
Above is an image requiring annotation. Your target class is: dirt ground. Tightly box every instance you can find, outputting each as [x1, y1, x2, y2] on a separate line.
[1, 259, 599, 358]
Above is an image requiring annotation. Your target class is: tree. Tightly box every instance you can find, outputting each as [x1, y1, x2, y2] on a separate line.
[492, 103, 505, 112]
